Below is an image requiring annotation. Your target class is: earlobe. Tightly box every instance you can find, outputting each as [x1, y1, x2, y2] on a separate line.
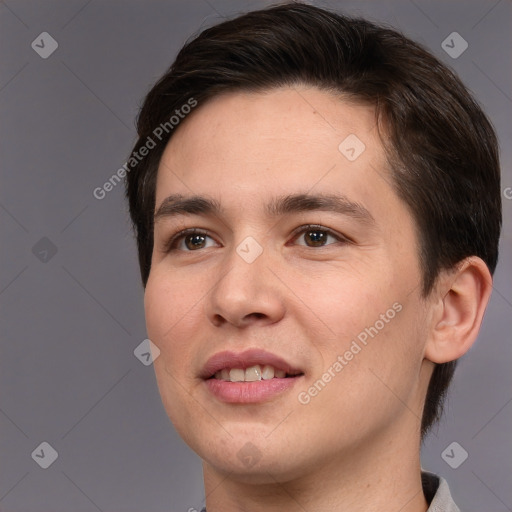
[424, 257, 493, 364]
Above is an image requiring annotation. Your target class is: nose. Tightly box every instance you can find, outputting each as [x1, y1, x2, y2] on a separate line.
[205, 241, 286, 329]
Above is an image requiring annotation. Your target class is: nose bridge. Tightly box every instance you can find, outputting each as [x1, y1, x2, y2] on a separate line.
[206, 230, 284, 326]
[217, 232, 269, 295]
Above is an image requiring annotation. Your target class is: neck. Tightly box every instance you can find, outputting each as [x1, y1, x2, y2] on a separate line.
[202, 423, 428, 512]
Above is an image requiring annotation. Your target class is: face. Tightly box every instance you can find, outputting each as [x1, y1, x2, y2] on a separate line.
[145, 87, 433, 482]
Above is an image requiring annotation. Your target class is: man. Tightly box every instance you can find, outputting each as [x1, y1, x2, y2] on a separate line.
[125, 3, 501, 511]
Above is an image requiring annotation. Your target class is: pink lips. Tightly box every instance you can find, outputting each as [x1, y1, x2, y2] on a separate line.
[201, 348, 304, 403]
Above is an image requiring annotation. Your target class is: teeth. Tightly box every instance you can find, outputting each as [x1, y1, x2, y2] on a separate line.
[261, 365, 275, 380]
[244, 365, 262, 382]
[213, 364, 292, 382]
[229, 368, 245, 382]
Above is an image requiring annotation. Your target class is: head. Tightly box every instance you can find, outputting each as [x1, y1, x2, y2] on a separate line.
[125, 2, 501, 476]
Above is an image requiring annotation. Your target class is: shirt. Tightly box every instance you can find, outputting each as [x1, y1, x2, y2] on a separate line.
[199, 471, 460, 511]
[422, 471, 461, 512]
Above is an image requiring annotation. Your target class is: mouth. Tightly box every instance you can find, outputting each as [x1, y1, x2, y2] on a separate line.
[210, 364, 303, 382]
[201, 348, 304, 381]
[201, 349, 304, 403]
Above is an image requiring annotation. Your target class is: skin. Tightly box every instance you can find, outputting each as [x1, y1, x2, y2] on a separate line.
[144, 86, 493, 512]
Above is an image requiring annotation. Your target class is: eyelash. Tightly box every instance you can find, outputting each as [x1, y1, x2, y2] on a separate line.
[162, 224, 351, 253]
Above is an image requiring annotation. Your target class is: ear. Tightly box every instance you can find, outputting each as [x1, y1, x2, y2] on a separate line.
[424, 257, 493, 364]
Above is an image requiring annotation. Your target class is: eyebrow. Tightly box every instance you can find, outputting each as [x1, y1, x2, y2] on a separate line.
[154, 192, 375, 225]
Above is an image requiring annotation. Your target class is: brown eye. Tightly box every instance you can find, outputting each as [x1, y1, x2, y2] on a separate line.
[184, 233, 208, 250]
[164, 229, 216, 252]
[294, 225, 346, 248]
[303, 229, 329, 247]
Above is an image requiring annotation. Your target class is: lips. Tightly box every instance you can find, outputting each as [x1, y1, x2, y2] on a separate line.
[200, 348, 304, 380]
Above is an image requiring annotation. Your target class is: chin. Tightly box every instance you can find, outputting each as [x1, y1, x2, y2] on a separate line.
[192, 433, 310, 483]
[202, 451, 308, 484]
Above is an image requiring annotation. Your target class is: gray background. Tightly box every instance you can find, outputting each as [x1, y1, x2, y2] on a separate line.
[1, 0, 510, 511]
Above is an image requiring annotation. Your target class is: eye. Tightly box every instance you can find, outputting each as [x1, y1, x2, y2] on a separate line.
[291, 224, 349, 248]
[163, 228, 217, 252]
[163, 224, 350, 253]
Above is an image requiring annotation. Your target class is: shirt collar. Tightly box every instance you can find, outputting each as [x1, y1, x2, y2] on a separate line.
[422, 470, 461, 512]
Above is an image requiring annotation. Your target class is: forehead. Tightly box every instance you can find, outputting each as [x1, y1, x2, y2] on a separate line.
[155, 87, 392, 218]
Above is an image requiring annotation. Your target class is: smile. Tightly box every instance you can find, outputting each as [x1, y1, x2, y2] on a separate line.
[212, 364, 303, 382]
[202, 349, 305, 403]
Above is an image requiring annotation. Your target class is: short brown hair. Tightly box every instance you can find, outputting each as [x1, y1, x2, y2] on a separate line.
[125, 2, 502, 438]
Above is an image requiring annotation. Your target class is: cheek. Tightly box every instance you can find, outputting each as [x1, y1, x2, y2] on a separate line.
[143, 269, 201, 372]
[292, 264, 396, 340]
[144, 271, 203, 430]
[300, 301, 425, 440]
[301, 266, 424, 390]
[145, 267, 197, 333]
